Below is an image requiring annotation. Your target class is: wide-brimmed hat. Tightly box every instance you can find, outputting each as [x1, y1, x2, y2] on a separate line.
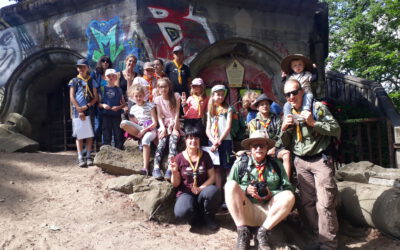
[253, 94, 273, 107]
[143, 62, 154, 70]
[241, 130, 275, 150]
[192, 78, 204, 86]
[211, 84, 227, 93]
[280, 54, 313, 75]
[173, 45, 183, 53]
[76, 59, 89, 66]
[105, 69, 117, 76]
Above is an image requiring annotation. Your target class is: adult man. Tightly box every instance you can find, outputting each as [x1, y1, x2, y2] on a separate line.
[225, 131, 295, 250]
[281, 79, 340, 250]
[164, 45, 191, 96]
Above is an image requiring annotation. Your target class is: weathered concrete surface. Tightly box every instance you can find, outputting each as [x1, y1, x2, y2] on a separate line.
[94, 144, 145, 175]
[2, 112, 32, 137]
[129, 176, 176, 223]
[338, 181, 400, 239]
[337, 161, 400, 186]
[0, 126, 39, 152]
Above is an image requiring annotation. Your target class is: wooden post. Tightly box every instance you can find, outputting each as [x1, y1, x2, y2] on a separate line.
[357, 123, 363, 161]
[387, 120, 395, 168]
[377, 121, 383, 167]
[367, 123, 373, 162]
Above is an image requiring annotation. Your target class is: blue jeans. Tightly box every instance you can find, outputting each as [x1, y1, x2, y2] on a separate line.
[93, 106, 103, 143]
[174, 185, 221, 223]
[102, 115, 123, 149]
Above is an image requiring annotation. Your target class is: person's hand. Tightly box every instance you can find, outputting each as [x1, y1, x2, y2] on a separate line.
[137, 129, 145, 138]
[191, 186, 201, 195]
[159, 127, 167, 139]
[267, 147, 276, 156]
[281, 70, 287, 78]
[246, 185, 258, 198]
[301, 110, 316, 127]
[78, 112, 86, 121]
[169, 156, 178, 173]
[123, 106, 129, 112]
[111, 106, 120, 112]
[103, 104, 111, 110]
[77, 105, 88, 112]
[282, 114, 294, 131]
[181, 92, 187, 106]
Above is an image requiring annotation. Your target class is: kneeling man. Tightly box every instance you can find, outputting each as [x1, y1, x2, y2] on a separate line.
[225, 131, 295, 250]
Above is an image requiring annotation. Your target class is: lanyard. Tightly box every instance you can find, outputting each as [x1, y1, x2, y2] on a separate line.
[185, 150, 203, 188]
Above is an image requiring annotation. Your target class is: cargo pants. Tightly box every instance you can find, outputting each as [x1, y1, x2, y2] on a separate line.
[294, 155, 339, 250]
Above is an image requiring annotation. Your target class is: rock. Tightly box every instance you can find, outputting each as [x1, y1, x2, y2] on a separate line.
[129, 177, 176, 223]
[337, 161, 400, 187]
[0, 127, 39, 153]
[94, 145, 147, 175]
[107, 175, 145, 194]
[337, 181, 400, 239]
[3, 112, 32, 137]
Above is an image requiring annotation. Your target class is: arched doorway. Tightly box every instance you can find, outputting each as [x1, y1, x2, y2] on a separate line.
[190, 38, 284, 109]
[0, 48, 82, 151]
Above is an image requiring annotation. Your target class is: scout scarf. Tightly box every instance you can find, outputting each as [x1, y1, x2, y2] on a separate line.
[77, 74, 93, 100]
[259, 118, 271, 129]
[143, 75, 154, 102]
[173, 59, 183, 84]
[255, 163, 266, 182]
[291, 108, 303, 142]
[212, 105, 225, 140]
[193, 95, 203, 116]
[184, 150, 203, 188]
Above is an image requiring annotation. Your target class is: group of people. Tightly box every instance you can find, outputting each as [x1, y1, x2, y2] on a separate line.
[69, 48, 341, 250]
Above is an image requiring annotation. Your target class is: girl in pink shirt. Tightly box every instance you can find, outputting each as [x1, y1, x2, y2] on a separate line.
[181, 78, 209, 144]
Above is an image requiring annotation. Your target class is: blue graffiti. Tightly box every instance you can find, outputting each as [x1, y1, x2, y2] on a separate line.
[86, 16, 140, 71]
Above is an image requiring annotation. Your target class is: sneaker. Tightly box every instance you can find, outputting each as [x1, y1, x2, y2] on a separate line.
[152, 168, 164, 180]
[236, 226, 251, 250]
[164, 169, 172, 180]
[256, 227, 271, 250]
[138, 141, 143, 151]
[78, 158, 87, 168]
[86, 157, 94, 166]
[204, 214, 219, 231]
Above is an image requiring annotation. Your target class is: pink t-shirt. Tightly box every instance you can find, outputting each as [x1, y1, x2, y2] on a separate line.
[183, 96, 209, 119]
[154, 92, 180, 124]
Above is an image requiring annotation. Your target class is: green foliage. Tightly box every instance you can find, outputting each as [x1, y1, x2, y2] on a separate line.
[388, 91, 400, 111]
[322, 0, 400, 91]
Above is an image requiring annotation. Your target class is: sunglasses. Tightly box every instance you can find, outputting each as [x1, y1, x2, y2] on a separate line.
[251, 143, 267, 149]
[284, 89, 300, 98]
[101, 60, 110, 63]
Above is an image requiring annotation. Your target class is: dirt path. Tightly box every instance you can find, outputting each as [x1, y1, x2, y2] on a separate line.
[0, 152, 399, 249]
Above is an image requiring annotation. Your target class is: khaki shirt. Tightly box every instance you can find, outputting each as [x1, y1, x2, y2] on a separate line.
[280, 101, 340, 156]
[248, 112, 283, 148]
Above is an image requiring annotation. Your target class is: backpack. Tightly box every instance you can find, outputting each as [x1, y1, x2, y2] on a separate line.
[237, 154, 283, 189]
[229, 106, 247, 141]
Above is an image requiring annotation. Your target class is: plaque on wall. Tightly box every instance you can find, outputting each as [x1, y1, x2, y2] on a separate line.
[226, 59, 244, 88]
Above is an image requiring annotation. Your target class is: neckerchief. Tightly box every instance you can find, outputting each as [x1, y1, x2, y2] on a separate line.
[192, 95, 203, 116]
[77, 74, 93, 99]
[184, 150, 203, 188]
[291, 108, 303, 142]
[213, 105, 225, 140]
[143, 75, 154, 102]
[259, 118, 271, 129]
[255, 163, 266, 182]
[173, 59, 183, 84]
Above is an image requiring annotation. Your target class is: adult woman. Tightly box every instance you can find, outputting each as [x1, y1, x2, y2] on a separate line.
[119, 54, 138, 98]
[170, 127, 222, 231]
[91, 55, 112, 147]
[153, 58, 166, 79]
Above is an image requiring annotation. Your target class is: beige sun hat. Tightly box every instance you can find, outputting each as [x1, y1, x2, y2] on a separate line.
[280, 54, 313, 75]
[241, 130, 276, 150]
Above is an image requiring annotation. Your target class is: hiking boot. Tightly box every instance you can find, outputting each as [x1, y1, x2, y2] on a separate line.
[78, 158, 87, 168]
[236, 226, 251, 250]
[256, 227, 271, 250]
[204, 214, 219, 231]
[86, 157, 94, 166]
[152, 168, 164, 180]
[164, 169, 172, 181]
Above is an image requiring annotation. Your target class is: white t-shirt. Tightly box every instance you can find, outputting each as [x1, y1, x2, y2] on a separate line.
[129, 102, 154, 124]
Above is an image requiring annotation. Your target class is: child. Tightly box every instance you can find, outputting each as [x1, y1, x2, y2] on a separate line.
[133, 62, 157, 102]
[120, 85, 157, 175]
[248, 94, 292, 179]
[241, 90, 260, 124]
[68, 59, 98, 168]
[181, 78, 209, 144]
[98, 69, 125, 149]
[206, 84, 233, 190]
[153, 77, 182, 180]
[281, 54, 318, 118]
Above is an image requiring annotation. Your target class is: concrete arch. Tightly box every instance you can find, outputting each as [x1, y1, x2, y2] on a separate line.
[0, 48, 82, 150]
[190, 38, 285, 102]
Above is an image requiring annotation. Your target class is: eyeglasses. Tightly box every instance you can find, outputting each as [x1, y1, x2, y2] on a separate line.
[101, 60, 110, 63]
[251, 143, 267, 149]
[284, 89, 300, 98]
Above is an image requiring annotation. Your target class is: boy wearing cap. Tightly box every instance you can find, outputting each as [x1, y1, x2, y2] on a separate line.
[133, 62, 157, 102]
[69, 59, 98, 167]
[281, 54, 318, 119]
[225, 131, 294, 250]
[164, 45, 191, 96]
[98, 69, 126, 149]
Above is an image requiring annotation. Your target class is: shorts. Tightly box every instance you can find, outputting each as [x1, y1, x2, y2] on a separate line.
[242, 197, 272, 227]
[120, 120, 156, 146]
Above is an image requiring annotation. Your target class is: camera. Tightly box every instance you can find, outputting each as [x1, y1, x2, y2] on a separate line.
[251, 181, 269, 198]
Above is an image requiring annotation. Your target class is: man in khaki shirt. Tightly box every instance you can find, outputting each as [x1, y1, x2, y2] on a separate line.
[281, 79, 340, 250]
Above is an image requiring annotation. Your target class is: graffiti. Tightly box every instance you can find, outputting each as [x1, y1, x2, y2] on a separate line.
[0, 26, 35, 87]
[86, 16, 141, 70]
[139, 0, 215, 61]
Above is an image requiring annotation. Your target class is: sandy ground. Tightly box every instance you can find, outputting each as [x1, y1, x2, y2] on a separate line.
[0, 151, 399, 250]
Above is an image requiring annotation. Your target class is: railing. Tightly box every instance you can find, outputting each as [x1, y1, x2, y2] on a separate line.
[326, 71, 400, 168]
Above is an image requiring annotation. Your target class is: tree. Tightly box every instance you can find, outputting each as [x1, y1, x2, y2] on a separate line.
[322, 0, 400, 91]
